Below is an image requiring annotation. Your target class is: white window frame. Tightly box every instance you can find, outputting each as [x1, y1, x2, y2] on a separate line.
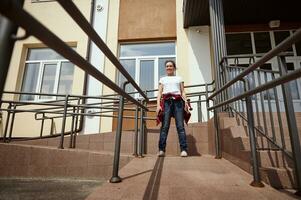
[22, 58, 71, 102]
[118, 42, 176, 99]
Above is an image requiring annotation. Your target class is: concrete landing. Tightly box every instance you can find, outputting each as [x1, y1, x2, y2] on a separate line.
[86, 156, 299, 200]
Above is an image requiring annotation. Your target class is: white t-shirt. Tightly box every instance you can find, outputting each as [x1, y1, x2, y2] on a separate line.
[159, 75, 183, 95]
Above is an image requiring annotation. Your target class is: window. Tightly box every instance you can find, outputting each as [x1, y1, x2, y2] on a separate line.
[254, 32, 271, 53]
[274, 31, 293, 52]
[20, 48, 75, 101]
[119, 42, 176, 98]
[226, 33, 252, 55]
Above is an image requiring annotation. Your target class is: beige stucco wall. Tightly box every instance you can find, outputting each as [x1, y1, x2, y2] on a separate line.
[99, 0, 120, 133]
[0, 0, 91, 137]
[118, 0, 176, 41]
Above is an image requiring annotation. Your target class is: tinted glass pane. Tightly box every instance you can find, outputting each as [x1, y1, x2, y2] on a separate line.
[158, 57, 176, 79]
[119, 59, 136, 94]
[286, 63, 300, 99]
[40, 64, 57, 99]
[254, 32, 271, 53]
[262, 72, 275, 100]
[274, 31, 293, 52]
[20, 63, 40, 101]
[260, 63, 272, 70]
[27, 48, 65, 60]
[140, 60, 154, 97]
[226, 33, 252, 55]
[120, 43, 175, 57]
[58, 62, 74, 95]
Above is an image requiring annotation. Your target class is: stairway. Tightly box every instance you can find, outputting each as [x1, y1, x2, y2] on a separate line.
[13, 121, 210, 156]
[1, 121, 209, 180]
[219, 114, 298, 189]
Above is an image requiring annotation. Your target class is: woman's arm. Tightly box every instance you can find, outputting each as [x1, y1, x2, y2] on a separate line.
[180, 82, 189, 111]
[156, 83, 163, 115]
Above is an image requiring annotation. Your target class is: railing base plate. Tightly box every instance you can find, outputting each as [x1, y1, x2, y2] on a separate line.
[110, 176, 122, 183]
[250, 181, 264, 188]
[295, 190, 301, 196]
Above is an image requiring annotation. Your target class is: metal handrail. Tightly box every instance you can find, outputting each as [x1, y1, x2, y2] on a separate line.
[0, 0, 147, 110]
[0, 81, 214, 139]
[208, 67, 301, 110]
[207, 27, 301, 192]
[208, 28, 301, 101]
[55, 0, 147, 101]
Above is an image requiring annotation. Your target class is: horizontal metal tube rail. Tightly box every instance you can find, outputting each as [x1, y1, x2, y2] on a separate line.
[3, 91, 119, 101]
[226, 65, 280, 74]
[208, 67, 301, 110]
[100, 81, 215, 98]
[219, 52, 294, 64]
[0, 0, 147, 110]
[209, 28, 301, 100]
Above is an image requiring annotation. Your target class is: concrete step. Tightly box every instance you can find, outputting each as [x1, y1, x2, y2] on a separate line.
[237, 136, 291, 152]
[0, 143, 132, 180]
[260, 167, 297, 189]
[13, 122, 209, 156]
[147, 122, 209, 156]
[258, 150, 294, 168]
[222, 132, 293, 168]
[221, 125, 297, 189]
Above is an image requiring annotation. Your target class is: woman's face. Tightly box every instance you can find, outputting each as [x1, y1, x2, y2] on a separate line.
[165, 62, 175, 76]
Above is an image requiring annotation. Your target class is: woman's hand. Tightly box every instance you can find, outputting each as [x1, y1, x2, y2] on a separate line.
[184, 101, 190, 112]
[156, 106, 161, 116]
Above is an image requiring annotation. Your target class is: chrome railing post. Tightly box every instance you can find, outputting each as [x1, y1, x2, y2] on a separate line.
[278, 56, 301, 194]
[72, 98, 81, 148]
[110, 81, 129, 183]
[59, 94, 69, 149]
[39, 113, 45, 138]
[198, 95, 202, 122]
[8, 104, 17, 142]
[143, 99, 147, 154]
[3, 103, 11, 143]
[243, 78, 264, 187]
[69, 106, 76, 148]
[50, 118, 54, 136]
[138, 99, 145, 158]
[213, 106, 221, 159]
[133, 103, 139, 157]
[205, 84, 210, 121]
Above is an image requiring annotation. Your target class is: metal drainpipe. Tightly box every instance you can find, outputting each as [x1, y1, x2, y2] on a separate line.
[76, 0, 96, 133]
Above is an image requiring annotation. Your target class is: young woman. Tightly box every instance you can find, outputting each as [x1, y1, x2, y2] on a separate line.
[156, 60, 189, 157]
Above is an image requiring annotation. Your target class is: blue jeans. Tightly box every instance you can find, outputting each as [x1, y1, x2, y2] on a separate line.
[158, 99, 188, 152]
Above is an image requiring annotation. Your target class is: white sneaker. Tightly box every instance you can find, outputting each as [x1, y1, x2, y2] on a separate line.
[180, 151, 188, 157]
[158, 150, 165, 157]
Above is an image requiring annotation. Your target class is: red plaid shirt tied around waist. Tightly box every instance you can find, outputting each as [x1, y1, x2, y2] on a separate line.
[156, 93, 192, 126]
